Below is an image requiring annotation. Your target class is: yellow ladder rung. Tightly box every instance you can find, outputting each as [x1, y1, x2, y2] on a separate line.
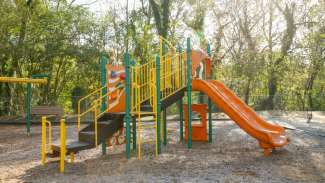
[139, 125, 156, 129]
[131, 111, 155, 115]
[139, 140, 156, 144]
[138, 111, 155, 115]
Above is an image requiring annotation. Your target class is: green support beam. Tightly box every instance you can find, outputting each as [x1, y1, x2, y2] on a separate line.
[132, 116, 136, 150]
[26, 74, 49, 134]
[207, 44, 213, 143]
[156, 55, 162, 154]
[100, 55, 108, 155]
[124, 53, 131, 159]
[163, 109, 167, 145]
[26, 83, 32, 134]
[131, 59, 137, 150]
[178, 99, 184, 142]
[186, 38, 192, 149]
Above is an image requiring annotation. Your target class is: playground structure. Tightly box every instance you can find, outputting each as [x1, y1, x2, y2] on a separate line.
[0, 75, 48, 134]
[41, 37, 289, 173]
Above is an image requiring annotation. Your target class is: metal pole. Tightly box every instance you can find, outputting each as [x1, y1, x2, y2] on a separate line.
[163, 109, 167, 145]
[132, 116, 136, 150]
[26, 83, 32, 134]
[41, 116, 46, 165]
[60, 118, 66, 173]
[207, 44, 213, 143]
[177, 46, 184, 142]
[131, 60, 137, 150]
[156, 55, 161, 154]
[178, 99, 184, 142]
[100, 55, 108, 155]
[124, 53, 131, 159]
[186, 38, 192, 149]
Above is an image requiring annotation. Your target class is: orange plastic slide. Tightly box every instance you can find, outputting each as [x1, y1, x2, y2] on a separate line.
[192, 79, 289, 155]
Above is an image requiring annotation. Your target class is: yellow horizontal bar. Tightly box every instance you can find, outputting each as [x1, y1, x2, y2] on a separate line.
[130, 112, 156, 115]
[0, 77, 47, 84]
[140, 125, 156, 129]
[140, 140, 156, 144]
[78, 85, 106, 104]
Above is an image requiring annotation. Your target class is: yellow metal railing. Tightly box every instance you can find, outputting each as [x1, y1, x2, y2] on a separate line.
[41, 117, 75, 173]
[77, 85, 107, 130]
[130, 59, 157, 159]
[130, 61, 156, 112]
[129, 37, 187, 159]
[78, 84, 124, 147]
[60, 118, 66, 173]
[41, 116, 52, 165]
[159, 36, 186, 100]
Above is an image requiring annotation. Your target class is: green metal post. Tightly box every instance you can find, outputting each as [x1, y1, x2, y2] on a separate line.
[26, 83, 32, 134]
[207, 44, 213, 143]
[100, 56, 108, 112]
[178, 99, 184, 142]
[177, 46, 184, 142]
[186, 38, 192, 149]
[162, 42, 166, 93]
[100, 55, 108, 155]
[156, 55, 161, 154]
[124, 53, 131, 159]
[162, 42, 167, 146]
[26, 74, 49, 134]
[132, 116, 136, 150]
[163, 109, 167, 145]
[131, 60, 137, 150]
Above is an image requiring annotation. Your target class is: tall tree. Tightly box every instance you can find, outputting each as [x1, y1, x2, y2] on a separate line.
[149, 0, 170, 38]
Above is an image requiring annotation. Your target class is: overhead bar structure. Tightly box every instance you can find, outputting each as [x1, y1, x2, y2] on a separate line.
[0, 77, 47, 84]
[0, 75, 48, 134]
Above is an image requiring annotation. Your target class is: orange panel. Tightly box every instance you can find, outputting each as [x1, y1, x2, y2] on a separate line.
[183, 104, 208, 142]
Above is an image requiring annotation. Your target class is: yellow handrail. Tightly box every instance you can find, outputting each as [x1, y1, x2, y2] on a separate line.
[130, 37, 187, 159]
[41, 116, 52, 166]
[60, 118, 66, 173]
[77, 85, 107, 130]
[94, 105, 98, 147]
[77, 85, 123, 131]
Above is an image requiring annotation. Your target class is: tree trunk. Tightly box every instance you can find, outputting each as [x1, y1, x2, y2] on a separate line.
[244, 79, 251, 104]
[149, 0, 170, 38]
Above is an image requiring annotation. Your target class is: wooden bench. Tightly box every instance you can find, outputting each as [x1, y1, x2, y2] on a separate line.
[31, 106, 64, 121]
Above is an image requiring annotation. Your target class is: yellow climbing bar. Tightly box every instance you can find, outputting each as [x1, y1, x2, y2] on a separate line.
[60, 119, 66, 173]
[0, 77, 47, 84]
[41, 116, 52, 166]
[159, 36, 186, 100]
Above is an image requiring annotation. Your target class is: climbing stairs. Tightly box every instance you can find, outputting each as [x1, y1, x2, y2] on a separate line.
[48, 113, 124, 157]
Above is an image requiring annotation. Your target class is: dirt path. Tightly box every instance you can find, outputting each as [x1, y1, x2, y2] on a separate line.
[0, 112, 324, 183]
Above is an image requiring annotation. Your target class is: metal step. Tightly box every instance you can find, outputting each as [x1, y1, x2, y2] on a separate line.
[79, 131, 96, 144]
[49, 141, 93, 157]
[46, 112, 125, 157]
[140, 104, 153, 112]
